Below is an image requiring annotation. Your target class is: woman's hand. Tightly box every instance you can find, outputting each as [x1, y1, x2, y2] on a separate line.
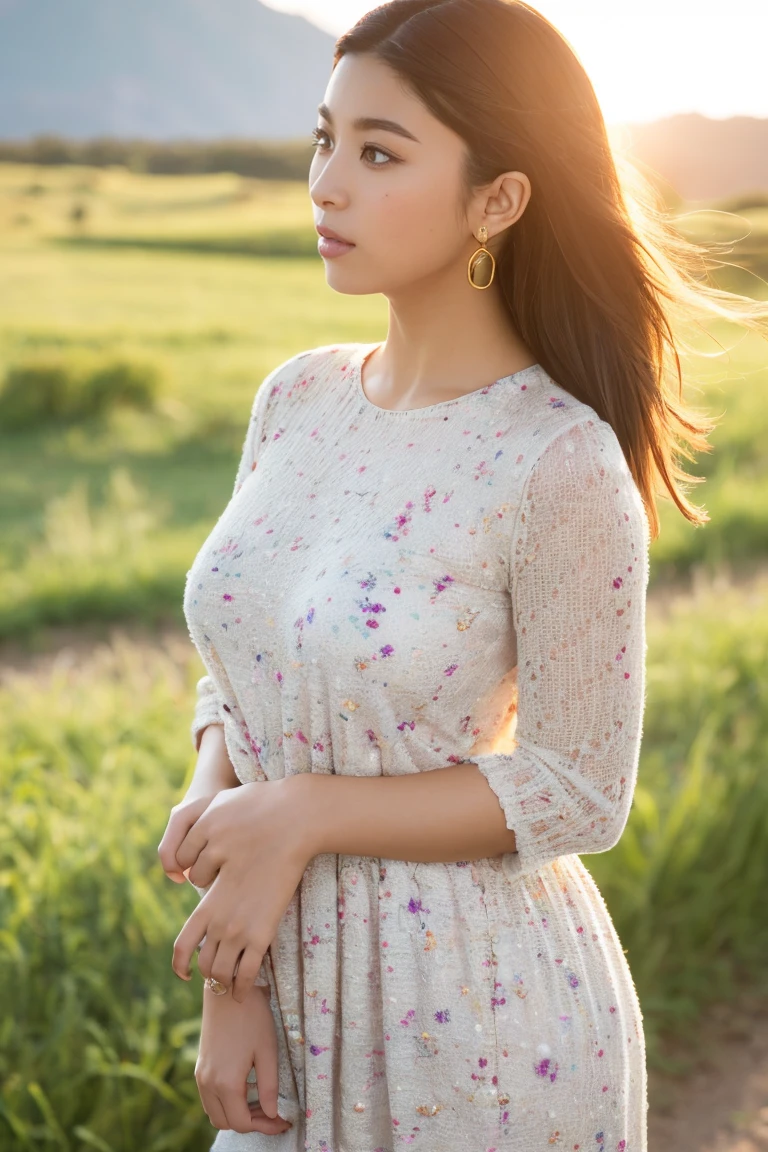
[197, 981, 293, 1136]
[158, 789, 229, 884]
[170, 776, 313, 1001]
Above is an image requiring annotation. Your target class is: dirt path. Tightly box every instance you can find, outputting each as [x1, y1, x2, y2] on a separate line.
[648, 992, 768, 1151]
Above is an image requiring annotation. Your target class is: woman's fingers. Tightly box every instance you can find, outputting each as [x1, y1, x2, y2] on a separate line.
[157, 795, 212, 881]
[248, 1102, 293, 1133]
[198, 1087, 230, 1131]
[252, 1016, 281, 1119]
[218, 1084, 279, 1134]
[198, 1091, 291, 1136]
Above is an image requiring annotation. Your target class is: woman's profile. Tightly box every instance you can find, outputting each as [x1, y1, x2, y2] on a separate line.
[156, 1, 768, 1148]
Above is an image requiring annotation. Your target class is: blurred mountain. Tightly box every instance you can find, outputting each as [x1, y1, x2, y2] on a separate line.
[0, 0, 337, 140]
[616, 113, 768, 202]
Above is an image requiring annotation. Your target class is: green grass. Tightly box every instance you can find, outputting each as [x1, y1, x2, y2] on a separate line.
[0, 633, 217, 1151]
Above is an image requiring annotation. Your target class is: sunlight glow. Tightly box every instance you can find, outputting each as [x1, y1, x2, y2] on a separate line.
[263, 0, 768, 124]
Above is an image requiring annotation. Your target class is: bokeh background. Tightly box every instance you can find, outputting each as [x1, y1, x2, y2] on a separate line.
[1, 2, 767, 1149]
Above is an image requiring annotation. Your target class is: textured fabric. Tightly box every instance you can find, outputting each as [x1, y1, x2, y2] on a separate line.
[183, 342, 650, 1152]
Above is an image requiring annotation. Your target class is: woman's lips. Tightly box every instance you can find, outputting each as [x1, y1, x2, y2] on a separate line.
[318, 235, 356, 258]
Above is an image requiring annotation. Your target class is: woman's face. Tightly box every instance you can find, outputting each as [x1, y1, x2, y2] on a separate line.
[309, 52, 501, 297]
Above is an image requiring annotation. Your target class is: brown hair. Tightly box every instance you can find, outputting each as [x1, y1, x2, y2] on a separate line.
[332, 0, 768, 540]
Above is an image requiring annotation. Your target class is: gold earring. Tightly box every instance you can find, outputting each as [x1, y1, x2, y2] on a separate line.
[467, 225, 496, 290]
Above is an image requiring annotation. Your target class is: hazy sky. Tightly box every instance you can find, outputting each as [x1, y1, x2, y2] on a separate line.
[263, 0, 767, 125]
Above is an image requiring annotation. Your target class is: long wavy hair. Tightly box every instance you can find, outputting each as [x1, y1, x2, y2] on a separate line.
[332, 0, 768, 540]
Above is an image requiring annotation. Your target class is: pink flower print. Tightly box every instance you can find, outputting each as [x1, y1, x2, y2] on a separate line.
[223, 593, 233, 602]
[408, 897, 430, 919]
[309, 1044, 330, 1056]
[472, 460, 493, 481]
[612, 575, 624, 589]
[384, 501, 415, 541]
[397, 719, 416, 731]
[444, 663, 459, 676]
[400, 1009, 416, 1027]
[432, 573, 455, 595]
[423, 486, 437, 513]
[434, 1008, 451, 1023]
[359, 572, 378, 590]
[366, 618, 380, 629]
[359, 597, 386, 615]
[380, 644, 394, 658]
[491, 979, 507, 1009]
[534, 1057, 559, 1082]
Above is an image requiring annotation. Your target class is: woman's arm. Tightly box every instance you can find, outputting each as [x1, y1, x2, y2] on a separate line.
[185, 722, 239, 801]
[294, 762, 516, 863]
[291, 417, 649, 875]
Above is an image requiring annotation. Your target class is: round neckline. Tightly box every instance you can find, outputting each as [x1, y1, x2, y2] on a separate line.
[351, 341, 541, 416]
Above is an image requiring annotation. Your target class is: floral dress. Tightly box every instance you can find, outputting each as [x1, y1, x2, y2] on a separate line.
[183, 341, 650, 1152]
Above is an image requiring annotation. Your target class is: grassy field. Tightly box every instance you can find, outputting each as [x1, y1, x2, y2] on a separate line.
[1, 162, 767, 1148]
[1, 162, 768, 642]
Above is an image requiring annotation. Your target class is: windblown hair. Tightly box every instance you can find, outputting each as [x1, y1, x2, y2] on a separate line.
[333, 0, 768, 539]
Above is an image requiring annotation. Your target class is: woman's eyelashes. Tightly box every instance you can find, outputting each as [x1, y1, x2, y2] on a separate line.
[309, 127, 399, 168]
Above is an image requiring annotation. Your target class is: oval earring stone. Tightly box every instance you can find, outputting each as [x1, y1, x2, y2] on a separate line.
[469, 248, 495, 288]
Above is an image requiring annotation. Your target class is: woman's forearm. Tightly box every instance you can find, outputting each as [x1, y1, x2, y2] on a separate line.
[185, 723, 239, 801]
[295, 763, 517, 865]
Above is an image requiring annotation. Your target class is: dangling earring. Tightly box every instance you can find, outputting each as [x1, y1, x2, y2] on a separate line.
[467, 225, 496, 290]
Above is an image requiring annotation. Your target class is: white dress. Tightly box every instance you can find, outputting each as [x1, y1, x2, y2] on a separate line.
[183, 341, 650, 1152]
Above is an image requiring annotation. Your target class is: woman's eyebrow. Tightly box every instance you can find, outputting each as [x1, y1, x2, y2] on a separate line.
[317, 103, 420, 143]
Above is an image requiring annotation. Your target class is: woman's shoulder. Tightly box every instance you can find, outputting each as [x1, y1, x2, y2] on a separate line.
[257, 342, 355, 402]
[267, 342, 354, 381]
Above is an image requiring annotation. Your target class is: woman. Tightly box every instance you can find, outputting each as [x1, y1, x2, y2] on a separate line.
[157, 1, 768, 1148]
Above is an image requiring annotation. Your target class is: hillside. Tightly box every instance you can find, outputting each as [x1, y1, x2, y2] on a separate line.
[0, 0, 336, 139]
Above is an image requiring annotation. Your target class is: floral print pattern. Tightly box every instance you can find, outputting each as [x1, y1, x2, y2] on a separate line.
[183, 342, 650, 1151]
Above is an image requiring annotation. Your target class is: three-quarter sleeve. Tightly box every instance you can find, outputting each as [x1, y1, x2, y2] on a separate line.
[189, 359, 288, 753]
[470, 416, 650, 883]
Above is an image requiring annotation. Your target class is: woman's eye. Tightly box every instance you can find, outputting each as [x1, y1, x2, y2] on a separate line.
[360, 144, 392, 167]
[310, 127, 331, 150]
[310, 128, 394, 168]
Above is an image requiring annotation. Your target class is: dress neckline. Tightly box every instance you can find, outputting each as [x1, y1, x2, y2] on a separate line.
[351, 341, 542, 416]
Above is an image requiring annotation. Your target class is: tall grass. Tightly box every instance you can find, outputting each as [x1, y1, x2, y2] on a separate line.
[0, 633, 214, 1151]
[588, 570, 768, 1069]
